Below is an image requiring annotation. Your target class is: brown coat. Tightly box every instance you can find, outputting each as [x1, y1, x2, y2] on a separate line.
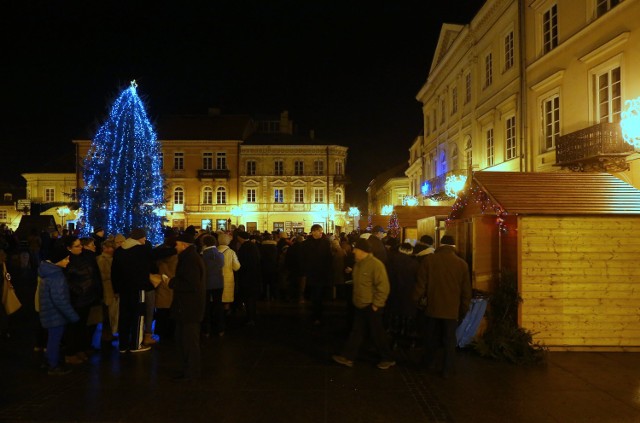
[413, 245, 471, 320]
[155, 254, 177, 309]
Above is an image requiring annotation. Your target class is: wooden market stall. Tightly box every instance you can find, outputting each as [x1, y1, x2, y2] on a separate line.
[361, 206, 451, 242]
[446, 172, 640, 351]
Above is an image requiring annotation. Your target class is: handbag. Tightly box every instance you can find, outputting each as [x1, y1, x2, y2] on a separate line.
[2, 263, 22, 315]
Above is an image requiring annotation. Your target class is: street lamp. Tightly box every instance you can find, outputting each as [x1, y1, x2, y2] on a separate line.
[230, 205, 243, 228]
[57, 206, 70, 230]
[348, 207, 360, 232]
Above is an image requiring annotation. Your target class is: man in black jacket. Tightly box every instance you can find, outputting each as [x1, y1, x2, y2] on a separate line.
[111, 228, 154, 354]
[303, 224, 332, 325]
[169, 232, 206, 381]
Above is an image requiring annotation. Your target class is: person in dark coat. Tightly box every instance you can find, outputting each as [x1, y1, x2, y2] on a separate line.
[111, 229, 154, 354]
[63, 236, 102, 363]
[285, 235, 306, 303]
[259, 233, 278, 300]
[169, 232, 206, 381]
[302, 224, 332, 325]
[368, 226, 388, 265]
[387, 242, 420, 346]
[201, 234, 225, 337]
[235, 231, 261, 325]
[413, 235, 471, 377]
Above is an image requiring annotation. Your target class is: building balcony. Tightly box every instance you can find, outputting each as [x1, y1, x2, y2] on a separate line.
[422, 169, 467, 199]
[555, 122, 634, 172]
[197, 169, 230, 180]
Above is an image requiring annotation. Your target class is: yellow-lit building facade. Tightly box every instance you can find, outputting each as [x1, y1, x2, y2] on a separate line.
[74, 111, 349, 235]
[415, 0, 523, 205]
[525, 0, 640, 185]
[414, 0, 640, 200]
[21, 173, 78, 228]
[366, 163, 410, 216]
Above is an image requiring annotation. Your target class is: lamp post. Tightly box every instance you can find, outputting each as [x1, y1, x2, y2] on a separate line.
[57, 206, 70, 230]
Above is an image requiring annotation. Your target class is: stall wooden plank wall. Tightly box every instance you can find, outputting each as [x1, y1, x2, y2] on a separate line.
[519, 215, 640, 351]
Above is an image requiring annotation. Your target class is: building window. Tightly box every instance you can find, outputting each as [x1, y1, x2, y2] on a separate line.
[3, 193, 11, 202]
[274, 160, 284, 176]
[335, 189, 343, 208]
[465, 72, 472, 104]
[273, 222, 284, 232]
[202, 187, 213, 204]
[314, 188, 324, 203]
[439, 151, 447, 175]
[174, 187, 184, 204]
[314, 160, 324, 175]
[484, 53, 493, 88]
[216, 152, 227, 170]
[216, 187, 226, 204]
[543, 95, 560, 150]
[451, 87, 458, 114]
[246, 160, 256, 176]
[274, 189, 284, 203]
[159, 152, 164, 169]
[0, 210, 6, 221]
[203, 152, 213, 170]
[452, 145, 459, 170]
[294, 188, 304, 203]
[45, 188, 55, 202]
[504, 31, 514, 71]
[543, 4, 558, 54]
[174, 152, 184, 170]
[247, 188, 256, 203]
[466, 148, 472, 170]
[294, 160, 304, 176]
[505, 116, 517, 160]
[486, 128, 495, 167]
[335, 161, 343, 175]
[596, 66, 621, 123]
[596, 0, 621, 17]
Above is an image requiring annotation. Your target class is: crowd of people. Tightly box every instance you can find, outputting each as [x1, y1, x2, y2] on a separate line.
[0, 221, 471, 380]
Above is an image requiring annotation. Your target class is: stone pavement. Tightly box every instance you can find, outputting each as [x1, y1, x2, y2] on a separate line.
[1, 300, 639, 423]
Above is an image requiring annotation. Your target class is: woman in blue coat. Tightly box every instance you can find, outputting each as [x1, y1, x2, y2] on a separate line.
[38, 248, 79, 375]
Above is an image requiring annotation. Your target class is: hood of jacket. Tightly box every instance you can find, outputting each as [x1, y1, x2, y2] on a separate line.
[122, 238, 142, 250]
[38, 260, 64, 279]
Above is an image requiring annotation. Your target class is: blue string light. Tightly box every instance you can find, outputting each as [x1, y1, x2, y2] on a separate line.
[79, 81, 165, 245]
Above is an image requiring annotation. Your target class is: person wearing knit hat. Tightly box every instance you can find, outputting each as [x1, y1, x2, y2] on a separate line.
[38, 248, 78, 375]
[333, 229, 395, 370]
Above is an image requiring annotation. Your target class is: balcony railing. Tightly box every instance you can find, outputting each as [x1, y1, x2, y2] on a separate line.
[197, 169, 230, 180]
[423, 169, 467, 199]
[556, 122, 634, 172]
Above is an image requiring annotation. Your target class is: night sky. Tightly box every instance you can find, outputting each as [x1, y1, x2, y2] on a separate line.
[2, 1, 485, 207]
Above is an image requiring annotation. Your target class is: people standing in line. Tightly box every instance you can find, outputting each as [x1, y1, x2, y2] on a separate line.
[367, 226, 388, 265]
[169, 232, 206, 382]
[302, 224, 332, 325]
[413, 235, 435, 263]
[332, 238, 395, 370]
[235, 231, 261, 326]
[413, 235, 471, 378]
[217, 233, 240, 315]
[201, 234, 225, 337]
[96, 239, 118, 344]
[38, 248, 79, 376]
[111, 229, 154, 354]
[63, 236, 102, 364]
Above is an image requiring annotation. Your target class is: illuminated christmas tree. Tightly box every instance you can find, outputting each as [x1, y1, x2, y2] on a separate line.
[79, 81, 165, 245]
[387, 211, 400, 238]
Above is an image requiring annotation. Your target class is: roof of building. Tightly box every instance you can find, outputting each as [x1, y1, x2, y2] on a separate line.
[155, 114, 253, 141]
[457, 172, 640, 216]
[243, 132, 336, 146]
[368, 162, 408, 189]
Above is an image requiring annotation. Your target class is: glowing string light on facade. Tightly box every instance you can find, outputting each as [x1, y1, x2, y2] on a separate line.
[620, 97, 640, 148]
[402, 195, 419, 206]
[445, 175, 467, 198]
[381, 205, 394, 216]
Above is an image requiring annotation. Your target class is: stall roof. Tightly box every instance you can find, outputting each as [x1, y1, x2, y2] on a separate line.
[466, 172, 640, 215]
